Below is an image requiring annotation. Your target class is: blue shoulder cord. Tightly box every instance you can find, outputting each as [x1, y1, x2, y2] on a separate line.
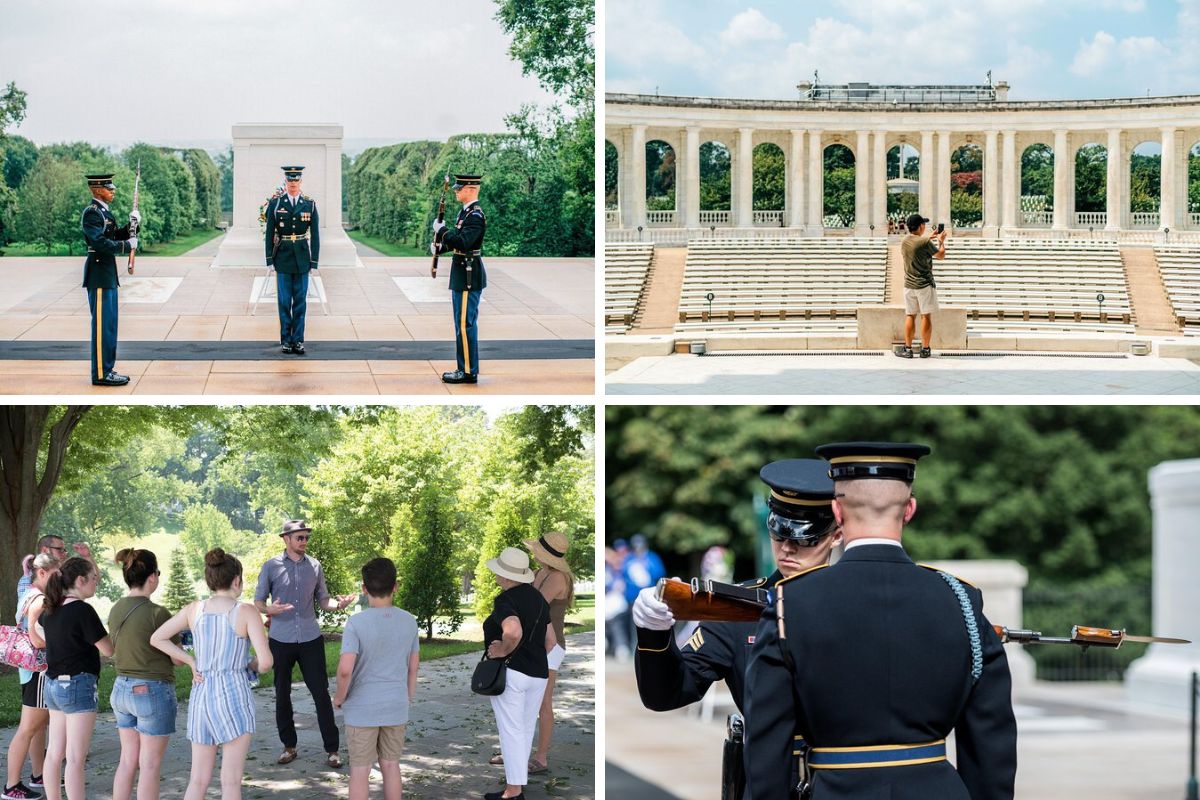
[937, 572, 983, 683]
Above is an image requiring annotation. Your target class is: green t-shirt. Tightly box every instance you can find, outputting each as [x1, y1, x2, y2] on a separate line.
[108, 597, 176, 683]
[902, 233, 939, 289]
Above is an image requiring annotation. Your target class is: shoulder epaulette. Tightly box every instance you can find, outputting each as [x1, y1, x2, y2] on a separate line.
[775, 563, 829, 587]
[917, 563, 977, 589]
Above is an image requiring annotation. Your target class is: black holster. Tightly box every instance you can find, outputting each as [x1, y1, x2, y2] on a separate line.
[722, 713, 746, 800]
[794, 738, 812, 800]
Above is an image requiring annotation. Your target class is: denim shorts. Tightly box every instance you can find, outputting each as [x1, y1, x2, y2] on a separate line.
[44, 672, 98, 715]
[110, 676, 177, 736]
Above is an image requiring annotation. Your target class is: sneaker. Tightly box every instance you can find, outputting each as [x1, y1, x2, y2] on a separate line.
[25, 777, 42, 791]
[2, 782, 41, 799]
[897, 346, 914, 359]
[920, 347, 931, 358]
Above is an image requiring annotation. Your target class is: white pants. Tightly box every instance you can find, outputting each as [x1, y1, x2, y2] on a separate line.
[490, 668, 548, 786]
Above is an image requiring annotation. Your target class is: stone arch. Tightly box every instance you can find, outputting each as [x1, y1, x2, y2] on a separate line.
[1020, 143, 1054, 226]
[699, 141, 732, 217]
[752, 142, 786, 218]
[1074, 142, 1108, 215]
[823, 142, 856, 228]
[886, 143, 920, 228]
[604, 139, 619, 211]
[645, 139, 676, 212]
[1128, 139, 1161, 226]
[950, 143, 984, 228]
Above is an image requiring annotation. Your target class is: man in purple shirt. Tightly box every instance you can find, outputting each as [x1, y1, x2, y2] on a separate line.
[255, 519, 356, 768]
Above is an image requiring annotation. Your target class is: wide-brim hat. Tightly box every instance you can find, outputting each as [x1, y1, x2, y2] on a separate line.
[281, 518, 312, 536]
[487, 547, 535, 583]
[524, 532, 571, 572]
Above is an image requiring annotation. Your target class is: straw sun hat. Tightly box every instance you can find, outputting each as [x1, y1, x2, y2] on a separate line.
[524, 532, 571, 572]
[486, 547, 536, 583]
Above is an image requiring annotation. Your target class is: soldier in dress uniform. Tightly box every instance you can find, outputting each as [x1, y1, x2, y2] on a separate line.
[631, 459, 842, 799]
[746, 443, 1017, 800]
[432, 173, 487, 384]
[81, 173, 139, 386]
[264, 166, 320, 354]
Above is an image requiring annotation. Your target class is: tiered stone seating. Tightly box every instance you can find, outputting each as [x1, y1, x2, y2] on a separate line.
[937, 239, 1134, 334]
[604, 243, 655, 334]
[674, 237, 888, 334]
[1153, 245, 1200, 335]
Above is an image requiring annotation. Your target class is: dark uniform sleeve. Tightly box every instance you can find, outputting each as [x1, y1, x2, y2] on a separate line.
[953, 587, 1017, 800]
[633, 622, 735, 711]
[265, 198, 277, 266]
[82, 207, 130, 255]
[309, 201, 320, 267]
[745, 597, 799, 800]
[440, 208, 484, 253]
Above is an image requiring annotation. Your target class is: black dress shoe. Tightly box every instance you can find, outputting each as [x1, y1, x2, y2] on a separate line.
[441, 370, 478, 384]
[293, 342, 305, 355]
[483, 792, 523, 800]
[281, 342, 295, 354]
[92, 371, 130, 386]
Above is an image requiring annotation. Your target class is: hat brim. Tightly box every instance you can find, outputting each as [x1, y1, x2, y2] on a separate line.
[523, 538, 570, 572]
[486, 556, 534, 583]
[281, 526, 312, 536]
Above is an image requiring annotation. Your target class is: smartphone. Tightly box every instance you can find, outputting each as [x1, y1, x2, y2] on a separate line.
[936, 223, 945, 234]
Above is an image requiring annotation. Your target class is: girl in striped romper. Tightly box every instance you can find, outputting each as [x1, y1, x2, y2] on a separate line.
[151, 549, 272, 800]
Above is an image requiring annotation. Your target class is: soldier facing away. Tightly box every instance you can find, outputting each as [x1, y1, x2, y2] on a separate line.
[264, 166, 320, 355]
[81, 173, 139, 386]
[432, 173, 487, 384]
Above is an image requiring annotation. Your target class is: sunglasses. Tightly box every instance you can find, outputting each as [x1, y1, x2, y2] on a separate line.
[290, 534, 310, 542]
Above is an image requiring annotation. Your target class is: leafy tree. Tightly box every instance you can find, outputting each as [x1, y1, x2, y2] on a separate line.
[389, 486, 462, 639]
[12, 155, 82, 253]
[1075, 144, 1108, 213]
[178, 503, 258, 580]
[163, 546, 197, 613]
[1129, 151, 1160, 213]
[700, 142, 731, 210]
[605, 140, 618, 208]
[215, 147, 233, 215]
[494, 0, 594, 108]
[2, 134, 37, 191]
[752, 143, 785, 211]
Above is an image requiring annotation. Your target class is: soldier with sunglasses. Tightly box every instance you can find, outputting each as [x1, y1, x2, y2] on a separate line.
[629, 459, 842, 799]
[254, 520, 356, 770]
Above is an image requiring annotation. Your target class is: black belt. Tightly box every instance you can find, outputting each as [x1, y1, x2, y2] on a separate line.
[454, 250, 481, 256]
[280, 233, 309, 242]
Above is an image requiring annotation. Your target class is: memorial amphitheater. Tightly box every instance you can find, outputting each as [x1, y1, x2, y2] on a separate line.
[603, 82, 1200, 391]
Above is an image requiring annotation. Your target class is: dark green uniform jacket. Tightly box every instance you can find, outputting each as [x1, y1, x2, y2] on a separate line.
[81, 199, 132, 289]
[265, 194, 320, 274]
[437, 201, 487, 291]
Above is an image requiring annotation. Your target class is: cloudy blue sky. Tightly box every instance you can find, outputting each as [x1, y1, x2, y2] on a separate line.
[606, 0, 1200, 101]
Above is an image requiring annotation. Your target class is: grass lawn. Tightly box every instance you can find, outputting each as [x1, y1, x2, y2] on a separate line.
[347, 229, 427, 257]
[1, 228, 223, 258]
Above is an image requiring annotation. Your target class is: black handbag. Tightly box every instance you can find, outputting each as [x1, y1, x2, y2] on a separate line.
[472, 600, 544, 696]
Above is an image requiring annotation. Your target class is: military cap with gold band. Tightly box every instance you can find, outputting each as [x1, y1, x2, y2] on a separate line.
[281, 165, 305, 180]
[814, 441, 932, 483]
[85, 173, 116, 189]
[759, 458, 837, 545]
[451, 173, 482, 189]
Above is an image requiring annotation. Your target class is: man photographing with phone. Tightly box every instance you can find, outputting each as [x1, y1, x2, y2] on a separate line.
[899, 213, 947, 359]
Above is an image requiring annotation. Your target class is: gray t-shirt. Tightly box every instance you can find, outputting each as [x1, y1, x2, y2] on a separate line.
[339, 606, 420, 727]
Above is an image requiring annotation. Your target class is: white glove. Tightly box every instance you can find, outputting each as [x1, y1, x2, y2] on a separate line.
[429, 243, 437, 255]
[129, 209, 141, 224]
[127, 236, 139, 250]
[432, 219, 446, 233]
[632, 585, 675, 631]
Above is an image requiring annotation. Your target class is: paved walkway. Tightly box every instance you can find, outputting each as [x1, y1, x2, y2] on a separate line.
[605, 658, 1190, 800]
[0, 256, 594, 395]
[605, 351, 1200, 395]
[0, 633, 595, 800]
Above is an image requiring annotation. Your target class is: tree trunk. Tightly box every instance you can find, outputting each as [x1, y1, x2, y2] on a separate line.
[0, 406, 91, 622]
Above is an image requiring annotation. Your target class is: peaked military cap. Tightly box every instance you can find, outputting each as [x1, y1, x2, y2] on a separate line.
[281, 166, 305, 180]
[452, 173, 482, 189]
[760, 458, 838, 544]
[815, 442, 932, 483]
[86, 174, 116, 189]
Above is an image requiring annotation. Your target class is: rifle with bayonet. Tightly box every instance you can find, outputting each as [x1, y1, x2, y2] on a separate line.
[656, 577, 1191, 648]
[127, 159, 141, 274]
[430, 174, 449, 278]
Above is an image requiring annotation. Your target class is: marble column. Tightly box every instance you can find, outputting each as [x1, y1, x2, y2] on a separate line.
[937, 131, 951, 227]
[808, 130, 824, 233]
[1106, 128, 1122, 231]
[919, 130, 935, 218]
[737, 127, 754, 227]
[631, 125, 647, 230]
[788, 129, 805, 229]
[983, 130, 1000, 236]
[1160, 127, 1177, 231]
[1001, 130, 1017, 230]
[855, 130, 871, 234]
[684, 126, 701, 229]
[872, 132, 888, 236]
[1052, 129, 1069, 230]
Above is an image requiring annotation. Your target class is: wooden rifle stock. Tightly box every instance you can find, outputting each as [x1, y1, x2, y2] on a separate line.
[656, 578, 767, 623]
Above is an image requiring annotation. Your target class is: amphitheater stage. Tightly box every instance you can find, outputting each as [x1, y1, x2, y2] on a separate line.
[0, 254, 594, 395]
[605, 347, 1200, 395]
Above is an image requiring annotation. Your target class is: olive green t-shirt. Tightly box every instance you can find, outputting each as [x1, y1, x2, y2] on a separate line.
[108, 597, 176, 683]
[902, 233, 939, 289]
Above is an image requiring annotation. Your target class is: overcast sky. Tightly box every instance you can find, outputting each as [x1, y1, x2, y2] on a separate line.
[607, 0, 1200, 101]
[0, 0, 553, 146]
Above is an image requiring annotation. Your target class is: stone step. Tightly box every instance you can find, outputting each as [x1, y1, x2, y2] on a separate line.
[630, 246, 688, 333]
[886, 243, 904, 304]
[1121, 247, 1181, 335]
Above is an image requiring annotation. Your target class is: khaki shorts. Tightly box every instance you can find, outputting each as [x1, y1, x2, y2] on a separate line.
[904, 285, 939, 315]
[347, 723, 406, 767]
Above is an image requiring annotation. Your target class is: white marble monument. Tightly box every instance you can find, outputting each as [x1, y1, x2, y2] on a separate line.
[214, 123, 360, 268]
[1125, 458, 1200, 713]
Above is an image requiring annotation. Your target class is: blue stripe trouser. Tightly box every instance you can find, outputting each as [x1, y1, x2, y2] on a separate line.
[276, 272, 309, 345]
[451, 288, 482, 375]
[87, 286, 119, 381]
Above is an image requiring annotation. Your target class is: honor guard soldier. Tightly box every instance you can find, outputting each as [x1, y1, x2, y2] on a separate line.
[432, 173, 487, 384]
[81, 173, 139, 386]
[746, 443, 1017, 800]
[264, 166, 320, 354]
[631, 459, 842, 800]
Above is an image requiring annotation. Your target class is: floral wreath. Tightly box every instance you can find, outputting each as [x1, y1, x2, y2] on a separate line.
[258, 184, 285, 232]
